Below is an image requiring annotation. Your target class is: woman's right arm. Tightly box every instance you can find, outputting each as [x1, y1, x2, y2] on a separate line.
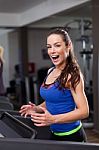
[29, 101, 46, 113]
[38, 101, 46, 108]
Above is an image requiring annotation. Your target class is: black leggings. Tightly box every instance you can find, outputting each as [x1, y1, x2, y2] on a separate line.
[50, 127, 87, 142]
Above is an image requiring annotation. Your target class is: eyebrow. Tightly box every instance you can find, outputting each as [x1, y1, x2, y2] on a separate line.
[47, 42, 61, 45]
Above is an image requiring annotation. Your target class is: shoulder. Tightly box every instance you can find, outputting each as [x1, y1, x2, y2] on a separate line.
[75, 72, 84, 92]
[69, 71, 84, 91]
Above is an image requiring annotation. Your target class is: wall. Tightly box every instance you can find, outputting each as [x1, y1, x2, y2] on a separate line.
[28, 28, 52, 71]
[8, 30, 20, 81]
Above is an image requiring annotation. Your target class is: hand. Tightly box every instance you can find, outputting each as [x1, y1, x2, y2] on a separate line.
[19, 101, 36, 117]
[31, 107, 55, 127]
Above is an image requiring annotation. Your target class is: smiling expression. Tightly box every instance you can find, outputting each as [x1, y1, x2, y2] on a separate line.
[47, 34, 69, 68]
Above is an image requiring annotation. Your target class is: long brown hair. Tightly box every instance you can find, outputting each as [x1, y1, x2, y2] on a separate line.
[47, 28, 81, 91]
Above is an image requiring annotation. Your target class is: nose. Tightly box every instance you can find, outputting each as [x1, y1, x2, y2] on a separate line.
[50, 46, 56, 53]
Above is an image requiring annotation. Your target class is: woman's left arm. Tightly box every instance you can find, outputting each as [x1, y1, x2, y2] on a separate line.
[53, 73, 89, 124]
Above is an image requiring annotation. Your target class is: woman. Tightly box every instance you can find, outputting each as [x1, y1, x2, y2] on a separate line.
[19, 28, 89, 142]
[0, 46, 5, 96]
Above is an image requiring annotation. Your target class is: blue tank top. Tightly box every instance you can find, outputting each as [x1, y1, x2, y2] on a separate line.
[40, 81, 81, 133]
[40, 82, 80, 132]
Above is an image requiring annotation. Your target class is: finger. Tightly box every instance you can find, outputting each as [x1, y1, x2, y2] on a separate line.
[20, 112, 25, 116]
[31, 115, 45, 121]
[31, 113, 45, 118]
[31, 117, 45, 124]
[33, 122, 46, 127]
[29, 101, 34, 106]
[19, 109, 28, 115]
[19, 108, 27, 113]
[19, 109, 25, 114]
[20, 105, 27, 109]
[31, 118, 42, 123]
[20, 105, 30, 109]
[24, 113, 28, 118]
[31, 112, 45, 119]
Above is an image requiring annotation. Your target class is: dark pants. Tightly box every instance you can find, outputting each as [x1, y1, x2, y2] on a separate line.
[50, 127, 87, 142]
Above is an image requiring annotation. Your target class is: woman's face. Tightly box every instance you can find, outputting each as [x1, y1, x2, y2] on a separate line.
[47, 34, 69, 68]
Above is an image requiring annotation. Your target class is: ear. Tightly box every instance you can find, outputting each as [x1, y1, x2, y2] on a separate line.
[66, 42, 72, 49]
[66, 42, 72, 54]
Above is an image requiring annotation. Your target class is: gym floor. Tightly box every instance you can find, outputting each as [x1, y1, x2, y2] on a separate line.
[85, 128, 99, 143]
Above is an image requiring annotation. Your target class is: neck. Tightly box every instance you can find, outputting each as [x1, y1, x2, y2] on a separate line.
[55, 64, 66, 71]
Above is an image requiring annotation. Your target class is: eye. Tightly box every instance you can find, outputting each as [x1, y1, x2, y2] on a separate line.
[55, 44, 61, 47]
[47, 45, 51, 49]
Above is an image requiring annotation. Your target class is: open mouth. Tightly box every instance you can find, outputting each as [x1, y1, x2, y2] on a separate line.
[51, 55, 59, 61]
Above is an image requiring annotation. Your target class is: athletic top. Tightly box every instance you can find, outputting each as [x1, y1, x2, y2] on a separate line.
[40, 68, 81, 134]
